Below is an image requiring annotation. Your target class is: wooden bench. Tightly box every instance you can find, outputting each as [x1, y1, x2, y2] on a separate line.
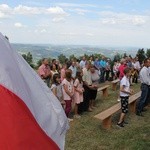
[94, 91, 141, 129]
[112, 79, 120, 90]
[98, 85, 110, 97]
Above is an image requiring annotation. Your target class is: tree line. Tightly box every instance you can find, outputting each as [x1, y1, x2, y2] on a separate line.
[22, 48, 150, 69]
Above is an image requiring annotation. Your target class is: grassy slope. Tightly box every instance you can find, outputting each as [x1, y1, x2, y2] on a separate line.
[65, 83, 150, 150]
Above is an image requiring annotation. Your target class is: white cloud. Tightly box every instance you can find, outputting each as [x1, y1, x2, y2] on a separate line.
[36, 23, 50, 27]
[56, 3, 97, 8]
[101, 18, 116, 25]
[14, 5, 41, 15]
[40, 29, 46, 33]
[99, 11, 148, 26]
[59, 32, 78, 36]
[0, 12, 7, 18]
[34, 29, 47, 33]
[86, 33, 94, 36]
[34, 29, 38, 33]
[13, 5, 69, 17]
[73, 8, 90, 15]
[0, 4, 12, 18]
[132, 16, 146, 25]
[52, 17, 66, 23]
[14, 22, 25, 28]
[46, 6, 67, 15]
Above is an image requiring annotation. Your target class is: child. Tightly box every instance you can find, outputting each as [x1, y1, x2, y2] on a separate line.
[73, 70, 84, 119]
[130, 67, 135, 85]
[117, 67, 133, 127]
[62, 69, 74, 121]
[51, 73, 65, 109]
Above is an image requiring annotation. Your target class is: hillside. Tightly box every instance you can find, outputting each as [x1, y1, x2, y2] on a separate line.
[12, 43, 139, 62]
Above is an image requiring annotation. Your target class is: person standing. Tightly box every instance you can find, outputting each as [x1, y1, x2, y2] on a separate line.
[60, 64, 67, 82]
[136, 58, 150, 116]
[99, 56, 106, 83]
[79, 56, 86, 69]
[62, 69, 74, 121]
[73, 70, 84, 118]
[51, 73, 65, 109]
[69, 61, 77, 79]
[132, 57, 141, 83]
[117, 67, 133, 127]
[118, 58, 127, 80]
[50, 64, 58, 78]
[38, 58, 51, 87]
[90, 65, 99, 109]
[105, 59, 111, 81]
[78, 61, 94, 113]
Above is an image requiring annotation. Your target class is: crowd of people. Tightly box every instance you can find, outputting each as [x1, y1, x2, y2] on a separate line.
[37, 55, 150, 125]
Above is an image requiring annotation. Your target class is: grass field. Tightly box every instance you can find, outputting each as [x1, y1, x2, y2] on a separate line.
[65, 82, 150, 150]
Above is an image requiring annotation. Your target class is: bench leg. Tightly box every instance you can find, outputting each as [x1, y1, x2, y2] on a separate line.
[102, 116, 112, 129]
[112, 83, 117, 91]
[129, 101, 137, 113]
[103, 89, 108, 97]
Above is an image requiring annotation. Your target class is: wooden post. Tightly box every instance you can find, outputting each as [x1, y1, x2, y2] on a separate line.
[102, 116, 112, 129]
[129, 101, 137, 113]
[112, 83, 116, 91]
[103, 88, 108, 97]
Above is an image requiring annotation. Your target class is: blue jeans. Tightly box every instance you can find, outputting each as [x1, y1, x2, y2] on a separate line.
[145, 87, 150, 106]
[137, 84, 149, 112]
[99, 68, 105, 83]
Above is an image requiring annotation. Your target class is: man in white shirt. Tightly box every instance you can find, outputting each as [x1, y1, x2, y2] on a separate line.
[69, 61, 77, 79]
[134, 57, 141, 71]
[136, 58, 150, 116]
[78, 61, 95, 113]
[79, 56, 86, 69]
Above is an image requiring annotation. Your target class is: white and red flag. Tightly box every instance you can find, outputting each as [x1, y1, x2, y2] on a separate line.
[0, 33, 69, 150]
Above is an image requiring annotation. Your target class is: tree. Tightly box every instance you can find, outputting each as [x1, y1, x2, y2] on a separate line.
[136, 48, 146, 64]
[123, 52, 127, 58]
[22, 52, 35, 68]
[69, 54, 77, 61]
[146, 49, 150, 58]
[58, 54, 67, 64]
[22, 54, 27, 60]
[93, 53, 102, 59]
[26, 52, 33, 64]
[113, 53, 121, 62]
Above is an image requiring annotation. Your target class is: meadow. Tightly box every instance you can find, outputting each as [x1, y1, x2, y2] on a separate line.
[65, 82, 150, 150]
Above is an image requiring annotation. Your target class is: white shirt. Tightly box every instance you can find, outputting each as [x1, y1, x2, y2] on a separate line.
[82, 68, 92, 85]
[62, 79, 74, 100]
[69, 65, 77, 78]
[139, 66, 150, 85]
[79, 60, 86, 69]
[120, 76, 130, 97]
[133, 61, 141, 70]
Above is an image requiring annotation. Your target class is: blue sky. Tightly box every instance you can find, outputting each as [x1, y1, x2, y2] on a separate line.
[0, 0, 150, 47]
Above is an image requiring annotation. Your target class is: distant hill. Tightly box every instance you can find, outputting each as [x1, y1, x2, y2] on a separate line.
[11, 43, 139, 62]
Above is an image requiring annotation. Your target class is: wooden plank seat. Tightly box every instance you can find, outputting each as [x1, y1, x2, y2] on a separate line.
[111, 79, 120, 90]
[97, 85, 110, 97]
[94, 91, 141, 129]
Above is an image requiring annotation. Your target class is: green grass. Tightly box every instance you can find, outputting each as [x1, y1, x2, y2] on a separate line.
[65, 83, 150, 150]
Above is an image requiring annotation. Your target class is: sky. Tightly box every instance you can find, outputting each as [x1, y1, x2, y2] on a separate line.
[0, 0, 150, 47]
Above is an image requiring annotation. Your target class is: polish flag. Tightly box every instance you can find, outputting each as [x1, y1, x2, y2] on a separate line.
[0, 33, 69, 150]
